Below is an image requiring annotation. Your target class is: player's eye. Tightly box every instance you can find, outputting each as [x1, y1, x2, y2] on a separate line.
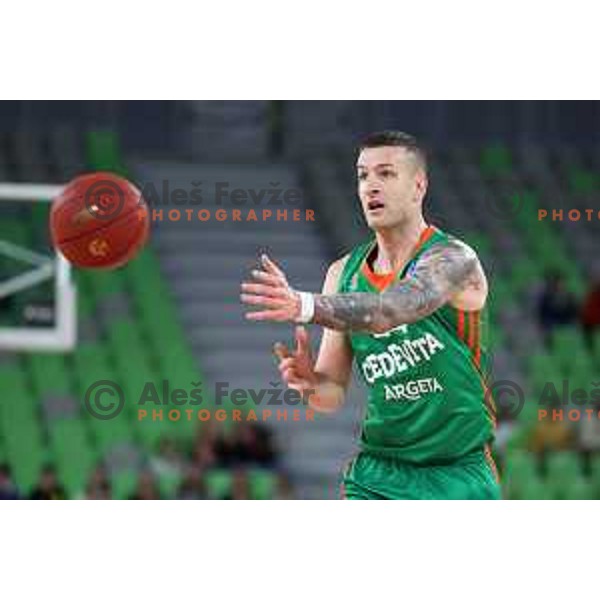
[357, 172, 367, 181]
[379, 169, 395, 178]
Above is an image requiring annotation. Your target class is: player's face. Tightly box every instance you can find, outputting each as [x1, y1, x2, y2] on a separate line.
[356, 146, 427, 231]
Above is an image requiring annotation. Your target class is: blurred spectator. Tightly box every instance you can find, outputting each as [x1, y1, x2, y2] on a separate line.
[240, 423, 278, 468]
[493, 419, 517, 456]
[83, 465, 112, 500]
[187, 422, 282, 499]
[580, 279, 600, 345]
[213, 425, 249, 467]
[493, 397, 520, 455]
[177, 465, 207, 500]
[528, 411, 575, 453]
[223, 468, 250, 500]
[214, 423, 278, 469]
[536, 272, 578, 344]
[85, 480, 112, 500]
[0, 463, 20, 500]
[275, 472, 294, 500]
[30, 465, 66, 500]
[151, 437, 187, 480]
[191, 422, 217, 469]
[578, 403, 600, 453]
[130, 470, 160, 500]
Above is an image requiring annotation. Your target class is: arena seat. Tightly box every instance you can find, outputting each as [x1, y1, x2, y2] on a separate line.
[519, 478, 552, 500]
[545, 452, 583, 483]
[0, 367, 46, 493]
[112, 470, 138, 500]
[205, 469, 232, 499]
[561, 477, 593, 500]
[249, 469, 278, 500]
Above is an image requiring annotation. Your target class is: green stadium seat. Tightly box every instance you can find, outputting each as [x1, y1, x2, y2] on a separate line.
[71, 343, 116, 396]
[528, 353, 559, 374]
[205, 469, 233, 499]
[107, 318, 157, 379]
[504, 449, 537, 470]
[87, 268, 126, 299]
[509, 261, 540, 292]
[502, 451, 538, 496]
[86, 130, 125, 174]
[73, 272, 96, 318]
[158, 470, 183, 499]
[49, 420, 96, 497]
[546, 474, 591, 500]
[27, 353, 72, 397]
[562, 477, 593, 500]
[569, 168, 598, 194]
[545, 451, 582, 482]
[112, 470, 138, 500]
[518, 478, 552, 500]
[565, 272, 587, 297]
[249, 469, 277, 500]
[87, 417, 133, 454]
[480, 144, 512, 177]
[463, 233, 491, 257]
[0, 368, 47, 493]
[550, 327, 587, 353]
[512, 191, 539, 228]
[514, 400, 542, 425]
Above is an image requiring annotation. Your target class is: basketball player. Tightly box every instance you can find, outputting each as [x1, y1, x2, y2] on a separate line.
[240, 131, 500, 500]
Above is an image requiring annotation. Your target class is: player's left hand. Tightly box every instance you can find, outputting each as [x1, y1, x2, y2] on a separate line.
[241, 254, 301, 322]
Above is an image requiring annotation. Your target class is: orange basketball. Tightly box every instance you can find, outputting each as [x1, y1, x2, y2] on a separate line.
[50, 172, 149, 269]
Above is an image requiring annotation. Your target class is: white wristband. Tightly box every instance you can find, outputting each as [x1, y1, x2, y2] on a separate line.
[296, 291, 315, 323]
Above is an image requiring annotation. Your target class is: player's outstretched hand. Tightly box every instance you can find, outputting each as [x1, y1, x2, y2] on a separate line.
[273, 326, 317, 393]
[241, 254, 301, 322]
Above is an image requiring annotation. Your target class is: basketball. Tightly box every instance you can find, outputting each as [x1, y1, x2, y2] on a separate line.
[49, 172, 149, 269]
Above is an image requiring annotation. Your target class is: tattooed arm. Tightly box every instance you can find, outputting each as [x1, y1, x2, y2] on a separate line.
[241, 240, 487, 333]
[312, 239, 486, 333]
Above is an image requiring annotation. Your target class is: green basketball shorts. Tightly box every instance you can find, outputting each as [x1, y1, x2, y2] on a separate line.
[341, 449, 501, 500]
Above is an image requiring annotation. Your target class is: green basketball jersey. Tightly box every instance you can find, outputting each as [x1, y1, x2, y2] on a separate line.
[338, 226, 496, 464]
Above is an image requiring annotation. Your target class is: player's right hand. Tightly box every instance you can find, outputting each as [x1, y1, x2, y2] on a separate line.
[273, 326, 317, 394]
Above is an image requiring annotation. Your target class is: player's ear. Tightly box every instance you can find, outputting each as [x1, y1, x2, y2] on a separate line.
[414, 169, 428, 203]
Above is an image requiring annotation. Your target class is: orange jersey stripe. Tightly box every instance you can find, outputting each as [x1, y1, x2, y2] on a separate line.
[361, 269, 396, 292]
[473, 311, 481, 366]
[360, 225, 436, 293]
[461, 309, 496, 428]
[457, 309, 465, 341]
[476, 316, 482, 367]
[468, 311, 476, 349]
[484, 444, 500, 483]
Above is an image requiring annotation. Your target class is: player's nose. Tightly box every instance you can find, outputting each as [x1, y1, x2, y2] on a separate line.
[365, 185, 382, 198]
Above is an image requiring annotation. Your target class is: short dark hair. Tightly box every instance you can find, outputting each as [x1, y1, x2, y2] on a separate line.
[358, 130, 427, 172]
